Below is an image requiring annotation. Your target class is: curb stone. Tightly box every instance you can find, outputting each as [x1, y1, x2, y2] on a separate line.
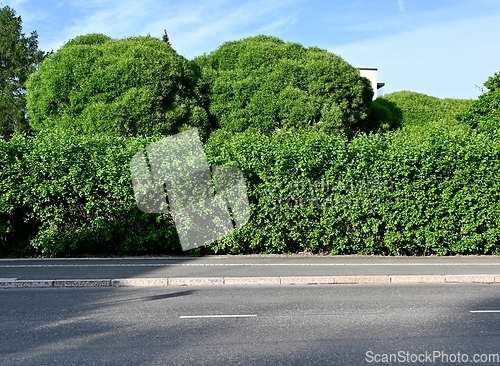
[2, 275, 500, 288]
[0, 280, 53, 288]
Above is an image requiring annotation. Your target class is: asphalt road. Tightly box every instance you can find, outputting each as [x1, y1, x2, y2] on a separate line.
[1, 284, 500, 365]
[2, 256, 500, 279]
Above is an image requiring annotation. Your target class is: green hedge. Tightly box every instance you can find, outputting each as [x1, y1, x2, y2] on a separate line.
[0, 131, 181, 256]
[0, 135, 35, 255]
[367, 91, 473, 130]
[204, 124, 500, 255]
[2, 121, 500, 256]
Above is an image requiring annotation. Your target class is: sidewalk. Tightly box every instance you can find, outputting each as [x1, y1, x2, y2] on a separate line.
[2, 255, 500, 288]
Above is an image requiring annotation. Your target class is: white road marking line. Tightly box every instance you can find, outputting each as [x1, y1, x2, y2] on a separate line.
[180, 315, 257, 319]
[0, 278, 17, 281]
[1, 263, 500, 268]
[470, 310, 500, 313]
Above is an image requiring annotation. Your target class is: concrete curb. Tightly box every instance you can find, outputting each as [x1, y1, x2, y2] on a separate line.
[2, 275, 500, 288]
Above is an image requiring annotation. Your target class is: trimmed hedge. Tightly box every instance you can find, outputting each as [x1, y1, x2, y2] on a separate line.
[0, 130, 181, 256]
[1, 121, 500, 256]
[204, 124, 500, 255]
[377, 91, 473, 128]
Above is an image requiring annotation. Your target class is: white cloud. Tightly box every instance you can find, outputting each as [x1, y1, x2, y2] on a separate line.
[23, 0, 499, 99]
[166, 1, 299, 57]
[39, 0, 300, 57]
[2, 0, 28, 8]
[1, 0, 45, 22]
[329, 13, 500, 99]
[397, 0, 405, 13]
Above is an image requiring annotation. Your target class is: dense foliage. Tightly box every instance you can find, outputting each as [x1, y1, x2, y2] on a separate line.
[458, 72, 500, 138]
[360, 91, 473, 134]
[0, 6, 46, 139]
[194, 35, 373, 137]
[2, 121, 499, 256]
[0, 130, 180, 256]
[26, 35, 210, 138]
[204, 125, 500, 255]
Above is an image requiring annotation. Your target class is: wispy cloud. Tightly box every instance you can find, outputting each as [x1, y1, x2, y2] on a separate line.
[7, 0, 500, 98]
[39, 0, 301, 58]
[162, 0, 300, 57]
[1, 0, 46, 22]
[329, 12, 500, 98]
[2, 0, 28, 8]
[397, 0, 405, 12]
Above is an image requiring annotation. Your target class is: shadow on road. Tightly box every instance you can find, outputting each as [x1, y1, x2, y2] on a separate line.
[0, 284, 500, 365]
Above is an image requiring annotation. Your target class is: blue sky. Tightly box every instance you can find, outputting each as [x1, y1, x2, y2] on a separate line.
[3, 0, 499, 99]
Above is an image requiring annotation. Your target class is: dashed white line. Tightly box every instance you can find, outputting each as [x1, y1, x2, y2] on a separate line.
[180, 315, 257, 319]
[470, 310, 500, 313]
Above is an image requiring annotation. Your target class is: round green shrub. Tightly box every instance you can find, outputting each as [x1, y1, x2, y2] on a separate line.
[26, 34, 210, 138]
[379, 91, 473, 128]
[63, 33, 112, 47]
[194, 35, 372, 136]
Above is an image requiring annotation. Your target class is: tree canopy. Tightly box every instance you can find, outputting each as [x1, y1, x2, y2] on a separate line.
[26, 34, 210, 138]
[458, 72, 500, 138]
[194, 35, 373, 136]
[0, 5, 46, 139]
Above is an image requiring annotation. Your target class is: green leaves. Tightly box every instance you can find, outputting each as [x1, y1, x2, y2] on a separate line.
[194, 35, 372, 136]
[2, 98, 500, 257]
[202, 121, 500, 256]
[458, 72, 500, 139]
[0, 6, 47, 139]
[0, 131, 180, 256]
[3, 27, 500, 257]
[26, 35, 209, 139]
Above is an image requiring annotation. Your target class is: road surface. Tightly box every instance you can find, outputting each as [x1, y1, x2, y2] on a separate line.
[1, 284, 500, 365]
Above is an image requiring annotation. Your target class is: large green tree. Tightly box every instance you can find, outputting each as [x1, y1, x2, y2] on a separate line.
[0, 5, 46, 139]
